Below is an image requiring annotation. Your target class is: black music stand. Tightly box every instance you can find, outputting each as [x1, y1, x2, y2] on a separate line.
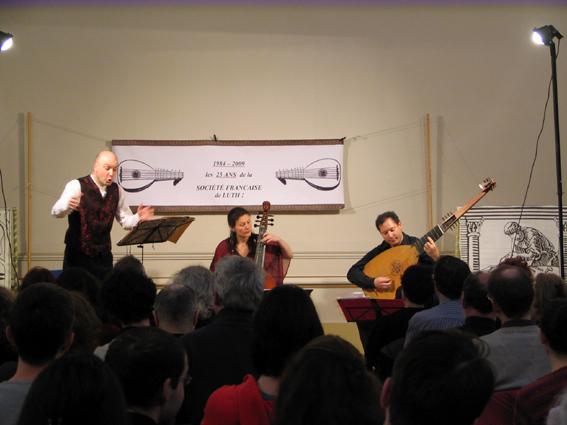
[337, 297, 404, 351]
[117, 216, 194, 261]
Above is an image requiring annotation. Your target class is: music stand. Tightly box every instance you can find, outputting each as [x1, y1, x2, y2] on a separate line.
[337, 297, 404, 351]
[117, 216, 194, 249]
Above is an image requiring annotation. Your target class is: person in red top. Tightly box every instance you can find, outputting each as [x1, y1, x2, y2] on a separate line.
[201, 285, 323, 425]
[210, 207, 293, 286]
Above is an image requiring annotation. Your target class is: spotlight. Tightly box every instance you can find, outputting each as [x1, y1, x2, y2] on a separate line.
[0, 31, 13, 52]
[532, 25, 563, 46]
[532, 25, 565, 277]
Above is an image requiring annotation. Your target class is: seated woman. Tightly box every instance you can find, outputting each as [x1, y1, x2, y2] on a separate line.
[210, 207, 293, 286]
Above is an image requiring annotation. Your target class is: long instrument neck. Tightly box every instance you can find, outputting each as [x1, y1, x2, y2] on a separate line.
[255, 226, 267, 268]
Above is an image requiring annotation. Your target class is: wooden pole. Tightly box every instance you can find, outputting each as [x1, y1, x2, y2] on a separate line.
[424, 113, 433, 229]
[26, 112, 32, 273]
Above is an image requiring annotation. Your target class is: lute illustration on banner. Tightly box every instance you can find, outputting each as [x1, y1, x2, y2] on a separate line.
[275, 158, 341, 191]
[363, 178, 497, 299]
[117, 160, 184, 193]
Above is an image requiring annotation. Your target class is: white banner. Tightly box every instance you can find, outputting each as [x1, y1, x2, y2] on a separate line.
[112, 140, 344, 212]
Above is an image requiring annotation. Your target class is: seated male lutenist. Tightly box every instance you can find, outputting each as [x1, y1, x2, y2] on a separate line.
[347, 211, 440, 293]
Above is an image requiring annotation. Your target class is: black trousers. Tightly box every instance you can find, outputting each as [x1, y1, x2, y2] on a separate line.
[63, 245, 113, 281]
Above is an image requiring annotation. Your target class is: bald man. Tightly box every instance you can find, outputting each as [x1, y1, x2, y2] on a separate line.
[52, 150, 154, 279]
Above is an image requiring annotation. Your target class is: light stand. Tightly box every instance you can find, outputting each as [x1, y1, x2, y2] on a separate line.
[533, 25, 564, 278]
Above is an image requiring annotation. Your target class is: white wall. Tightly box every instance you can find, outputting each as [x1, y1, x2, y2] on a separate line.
[1, 4, 565, 320]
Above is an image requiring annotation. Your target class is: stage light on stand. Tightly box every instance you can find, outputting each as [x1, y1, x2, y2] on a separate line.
[532, 25, 563, 46]
[0, 31, 13, 52]
[532, 24, 564, 277]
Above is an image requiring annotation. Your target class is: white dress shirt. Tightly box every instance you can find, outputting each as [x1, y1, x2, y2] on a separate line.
[51, 175, 139, 230]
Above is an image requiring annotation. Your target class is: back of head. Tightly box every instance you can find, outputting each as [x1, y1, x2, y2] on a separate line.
[17, 353, 127, 425]
[67, 291, 102, 354]
[101, 268, 156, 326]
[375, 211, 400, 229]
[389, 331, 494, 425]
[488, 265, 533, 319]
[540, 299, 567, 356]
[533, 273, 567, 321]
[106, 327, 186, 409]
[113, 255, 146, 275]
[20, 266, 55, 291]
[214, 256, 263, 311]
[10, 282, 74, 365]
[154, 284, 197, 331]
[171, 265, 214, 319]
[56, 267, 101, 308]
[433, 256, 471, 300]
[401, 264, 434, 305]
[462, 272, 493, 314]
[275, 335, 382, 425]
[252, 285, 323, 377]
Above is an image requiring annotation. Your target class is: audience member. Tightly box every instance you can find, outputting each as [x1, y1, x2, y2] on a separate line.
[19, 266, 55, 291]
[480, 264, 550, 390]
[178, 255, 264, 425]
[532, 273, 566, 323]
[113, 254, 147, 276]
[457, 271, 500, 337]
[382, 330, 494, 425]
[0, 283, 74, 425]
[67, 291, 102, 354]
[95, 268, 157, 359]
[154, 284, 198, 337]
[0, 287, 16, 367]
[514, 299, 567, 425]
[275, 334, 382, 425]
[405, 255, 470, 345]
[56, 266, 102, 311]
[171, 265, 215, 328]
[365, 264, 434, 381]
[16, 353, 127, 425]
[106, 327, 188, 425]
[202, 285, 324, 425]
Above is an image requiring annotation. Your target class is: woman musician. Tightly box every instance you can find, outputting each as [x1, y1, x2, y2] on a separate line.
[210, 207, 293, 286]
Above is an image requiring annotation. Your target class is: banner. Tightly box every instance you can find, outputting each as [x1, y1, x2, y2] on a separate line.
[111, 140, 344, 212]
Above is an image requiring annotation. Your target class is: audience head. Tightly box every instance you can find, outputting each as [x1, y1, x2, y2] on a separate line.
[540, 299, 567, 356]
[20, 266, 55, 291]
[275, 335, 382, 425]
[253, 285, 323, 378]
[17, 353, 127, 425]
[385, 330, 494, 425]
[106, 327, 188, 423]
[433, 255, 471, 300]
[488, 264, 533, 320]
[154, 283, 198, 334]
[533, 273, 566, 322]
[462, 271, 493, 314]
[67, 291, 102, 354]
[113, 255, 146, 275]
[101, 268, 156, 326]
[171, 265, 214, 320]
[8, 283, 74, 366]
[56, 267, 101, 309]
[213, 256, 263, 312]
[400, 264, 434, 306]
[0, 287, 16, 361]
[499, 255, 533, 280]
